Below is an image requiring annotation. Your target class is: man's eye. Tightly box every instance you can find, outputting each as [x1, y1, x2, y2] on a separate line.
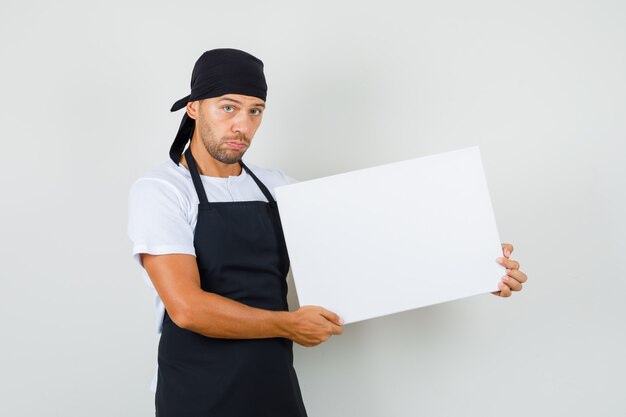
[250, 109, 262, 116]
[223, 106, 235, 112]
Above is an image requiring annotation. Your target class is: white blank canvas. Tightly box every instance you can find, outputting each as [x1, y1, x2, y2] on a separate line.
[275, 146, 503, 324]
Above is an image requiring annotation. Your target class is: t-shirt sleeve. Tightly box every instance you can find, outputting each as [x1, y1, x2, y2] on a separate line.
[274, 169, 300, 187]
[281, 171, 299, 185]
[127, 178, 196, 267]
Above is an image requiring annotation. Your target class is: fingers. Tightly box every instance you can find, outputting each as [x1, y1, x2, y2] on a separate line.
[291, 306, 344, 347]
[319, 308, 344, 336]
[506, 268, 528, 284]
[496, 281, 512, 297]
[495, 268, 527, 297]
[330, 323, 343, 336]
[502, 274, 523, 291]
[497, 257, 520, 270]
[494, 247, 527, 297]
[319, 307, 344, 326]
[501, 243, 514, 258]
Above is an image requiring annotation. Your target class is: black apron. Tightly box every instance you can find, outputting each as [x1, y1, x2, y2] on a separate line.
[155, 147, 308, 417]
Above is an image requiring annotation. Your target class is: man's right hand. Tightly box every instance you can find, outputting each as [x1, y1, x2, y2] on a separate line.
[286, 306, 344, 347]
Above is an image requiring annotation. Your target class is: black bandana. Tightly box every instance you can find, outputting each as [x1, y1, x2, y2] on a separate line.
[169, 48, 267, 164]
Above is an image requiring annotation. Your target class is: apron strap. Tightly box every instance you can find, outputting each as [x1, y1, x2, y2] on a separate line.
[241, 161, 276, 203]
[184, 146, 276, 204]
[184, 147, 209, 204]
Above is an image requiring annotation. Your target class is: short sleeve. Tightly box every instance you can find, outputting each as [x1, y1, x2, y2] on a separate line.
[267, 169, 299, 198]
[127, 178, 196, 267]
[279, 170, 299, 186]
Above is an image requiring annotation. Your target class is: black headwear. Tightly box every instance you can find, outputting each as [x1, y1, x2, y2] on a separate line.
[169, 48, 268, 164]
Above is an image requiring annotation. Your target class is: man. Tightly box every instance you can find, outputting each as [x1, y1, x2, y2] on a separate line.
[128, 48, 527, 416]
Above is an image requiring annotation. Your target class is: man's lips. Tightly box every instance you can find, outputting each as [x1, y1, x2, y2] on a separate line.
[225, 141, 248, 151]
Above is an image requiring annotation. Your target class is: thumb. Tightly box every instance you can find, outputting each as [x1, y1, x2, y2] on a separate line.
[501, 243, 514, 258]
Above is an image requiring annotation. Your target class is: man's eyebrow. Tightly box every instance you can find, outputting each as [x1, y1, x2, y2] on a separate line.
[219, 97, 265, 108]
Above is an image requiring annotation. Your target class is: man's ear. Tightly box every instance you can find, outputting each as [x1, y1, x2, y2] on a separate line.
[186, 101, 198, 120]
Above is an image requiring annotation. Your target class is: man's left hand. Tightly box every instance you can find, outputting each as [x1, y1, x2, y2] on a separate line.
[492, 243, 527, 297]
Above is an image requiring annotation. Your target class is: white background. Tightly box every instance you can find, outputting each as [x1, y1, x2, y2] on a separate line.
[1, 1, 624, 416]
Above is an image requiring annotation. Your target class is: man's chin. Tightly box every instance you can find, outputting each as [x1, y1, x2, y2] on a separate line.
[213, 150, 246, 164]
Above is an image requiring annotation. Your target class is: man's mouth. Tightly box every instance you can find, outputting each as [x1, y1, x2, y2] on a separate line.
[224, 141, 248, 151]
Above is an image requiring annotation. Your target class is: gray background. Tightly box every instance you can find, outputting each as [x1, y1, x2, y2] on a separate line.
[1, 0, 624, 416]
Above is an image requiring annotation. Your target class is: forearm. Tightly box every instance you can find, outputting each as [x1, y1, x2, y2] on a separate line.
[174, 289, 294, 340]
[141, 253, 340, 344]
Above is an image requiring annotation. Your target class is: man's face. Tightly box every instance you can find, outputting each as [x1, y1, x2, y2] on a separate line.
[190, 94, 265, 164]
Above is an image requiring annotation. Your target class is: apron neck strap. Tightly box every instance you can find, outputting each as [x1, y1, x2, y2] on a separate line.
[184, 147, 209, 204]
[241, 161, 276, 203]
[184, 147, 276, 204]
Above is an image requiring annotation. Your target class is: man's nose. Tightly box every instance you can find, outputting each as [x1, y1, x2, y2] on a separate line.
[231, 112, 252, 136]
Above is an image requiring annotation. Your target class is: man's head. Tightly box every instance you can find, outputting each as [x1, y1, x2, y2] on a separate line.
[169, 49, 267, 164]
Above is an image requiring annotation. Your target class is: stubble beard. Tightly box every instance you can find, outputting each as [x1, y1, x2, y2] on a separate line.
[199, 120, 250, 164]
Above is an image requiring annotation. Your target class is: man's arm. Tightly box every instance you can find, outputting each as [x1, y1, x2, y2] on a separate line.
[142, 253, 343, 347]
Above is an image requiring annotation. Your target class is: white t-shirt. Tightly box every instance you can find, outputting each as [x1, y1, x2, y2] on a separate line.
[127, 158, 298, 333]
